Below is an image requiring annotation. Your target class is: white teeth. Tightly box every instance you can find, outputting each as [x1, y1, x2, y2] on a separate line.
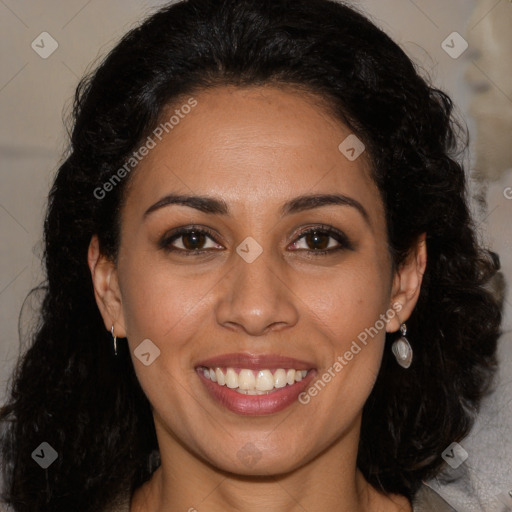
[238, 369, 256, 390]
[273, 369, 287, 389]
[235, 388, 270, 395]
[256, 370, 274, 391]
[215, 367, 225, 386]
[225, 368, 238, 389]
[200, 366, 311, 392]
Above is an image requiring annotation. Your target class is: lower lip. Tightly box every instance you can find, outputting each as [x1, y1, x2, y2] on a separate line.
[196, 369, 317, 416]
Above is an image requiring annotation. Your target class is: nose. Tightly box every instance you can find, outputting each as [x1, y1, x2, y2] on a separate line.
[214, 248, 299, 336]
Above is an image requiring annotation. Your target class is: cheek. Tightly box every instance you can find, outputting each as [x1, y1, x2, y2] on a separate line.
[117, 253, 220, 349]
[116, 256, 219, 414]
[295, 253, 392, 341]
[293, 251, 391, 398]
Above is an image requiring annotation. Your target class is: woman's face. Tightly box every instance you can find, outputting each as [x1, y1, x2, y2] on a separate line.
[96, 85, 409, 475]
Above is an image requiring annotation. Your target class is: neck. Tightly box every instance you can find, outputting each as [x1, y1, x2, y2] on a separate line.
[131, 415, 411, 512]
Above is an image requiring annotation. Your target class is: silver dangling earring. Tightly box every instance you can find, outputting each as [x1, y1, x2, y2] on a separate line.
[111, 325, 117, 356]
[391, 322, 413, 369]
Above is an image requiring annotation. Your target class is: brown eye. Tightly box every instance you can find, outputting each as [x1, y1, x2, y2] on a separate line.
[303, 231, 331, 250]
[289, 226, 354, 254]
[161, 227, 224, 254]
[181, 231, 207, 250]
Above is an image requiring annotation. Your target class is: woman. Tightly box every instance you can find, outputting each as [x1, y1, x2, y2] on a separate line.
[0, 0, 502, 511]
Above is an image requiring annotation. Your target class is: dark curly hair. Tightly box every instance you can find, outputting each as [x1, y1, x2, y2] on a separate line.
[0, 0, 502, 510]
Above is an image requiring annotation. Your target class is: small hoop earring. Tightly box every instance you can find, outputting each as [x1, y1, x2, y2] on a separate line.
[111, 325, 117, 356]
[391, 322, 413, 369]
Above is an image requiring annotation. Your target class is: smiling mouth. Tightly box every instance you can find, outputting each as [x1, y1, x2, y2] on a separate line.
[197, 366, 311, 394]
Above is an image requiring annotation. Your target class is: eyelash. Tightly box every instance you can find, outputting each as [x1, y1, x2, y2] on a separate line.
[160, 224, 353, 257]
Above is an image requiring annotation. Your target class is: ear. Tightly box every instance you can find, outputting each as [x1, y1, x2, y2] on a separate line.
[386, 233, 427, 333]
[87, 234, 127, 338]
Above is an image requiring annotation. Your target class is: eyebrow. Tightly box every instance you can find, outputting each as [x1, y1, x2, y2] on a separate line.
[144, 193, 370, 224]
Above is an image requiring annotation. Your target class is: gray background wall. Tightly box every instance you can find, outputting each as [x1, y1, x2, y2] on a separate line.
[1, 1, 510, 510]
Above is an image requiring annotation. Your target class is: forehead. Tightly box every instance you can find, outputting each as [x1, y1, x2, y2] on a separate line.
[123, 85, 384, 224]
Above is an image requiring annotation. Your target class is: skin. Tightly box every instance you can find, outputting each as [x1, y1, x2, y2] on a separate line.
[88, 85, 427, 512]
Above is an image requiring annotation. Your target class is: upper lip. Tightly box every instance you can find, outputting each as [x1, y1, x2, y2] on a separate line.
[195, 353, 315, 371]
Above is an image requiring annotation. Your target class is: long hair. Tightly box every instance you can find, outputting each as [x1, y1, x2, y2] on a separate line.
[0, 1, 502, 510]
